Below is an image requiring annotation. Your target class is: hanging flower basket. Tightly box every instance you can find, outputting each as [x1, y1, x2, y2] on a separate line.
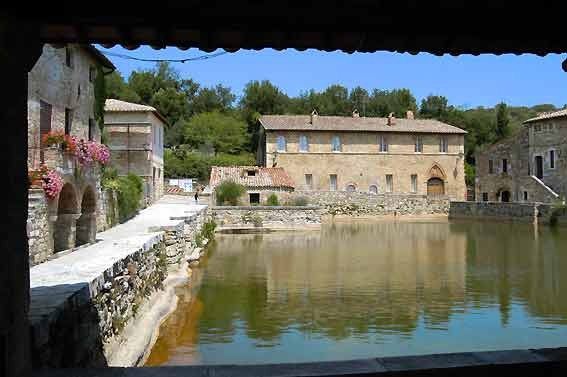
[28, 165, 63, 199]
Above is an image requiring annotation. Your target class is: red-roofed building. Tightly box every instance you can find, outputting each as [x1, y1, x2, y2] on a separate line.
[209, 166, 295, 205]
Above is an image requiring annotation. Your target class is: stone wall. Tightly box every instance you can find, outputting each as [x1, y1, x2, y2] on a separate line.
[211, 206, 323, 228]
[28, 189, 52, 265]
[449, 201, 567, 225]
[29, 207, 210, 368]
[280, 191, 449, 216]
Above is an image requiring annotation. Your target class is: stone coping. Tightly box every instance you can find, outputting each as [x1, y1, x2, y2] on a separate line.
[29, 196, 207, 326]
[32, 347, 567, 377]
[212, 205, 322, 210]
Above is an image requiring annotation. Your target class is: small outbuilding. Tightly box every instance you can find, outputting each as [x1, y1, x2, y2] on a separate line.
[209, 166, 295, 205]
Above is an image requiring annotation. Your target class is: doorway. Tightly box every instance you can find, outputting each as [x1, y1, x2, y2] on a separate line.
[535, 156, 543, 179]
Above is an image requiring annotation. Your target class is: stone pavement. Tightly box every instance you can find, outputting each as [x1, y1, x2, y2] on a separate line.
[29, 195, 207, 323]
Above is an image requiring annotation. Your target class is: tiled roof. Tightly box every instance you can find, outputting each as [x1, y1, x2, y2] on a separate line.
[209, 166, 295, 190]
[105, 99, 169, 126]
[259, 115, 467, 134]
[524, 109, 567, 124]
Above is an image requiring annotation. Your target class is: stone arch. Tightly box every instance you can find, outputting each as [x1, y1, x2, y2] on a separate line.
[369, 184, 378, 194]
[76, 186, 97, 247]
[53, 183, 79, 252]
[345, 182, 357, 192]
[427, 163, 447, 180]
[497, 187, 511, 202]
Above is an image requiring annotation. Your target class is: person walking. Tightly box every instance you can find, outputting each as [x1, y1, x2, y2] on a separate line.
[194, 184, 200, 203]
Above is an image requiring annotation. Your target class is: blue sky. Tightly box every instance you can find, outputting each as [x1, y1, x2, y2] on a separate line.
[98, 45, 566, 109]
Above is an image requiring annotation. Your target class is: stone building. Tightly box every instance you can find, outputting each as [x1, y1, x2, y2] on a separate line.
[475, 109, 567, 203]
[257, 111, 467, 201]
[209, 166, 295, 205]
[27, 44, 115, 266]
[104, 99, 166, 205]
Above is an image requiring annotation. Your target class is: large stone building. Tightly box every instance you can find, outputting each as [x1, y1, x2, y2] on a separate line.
[257, 111, 467, 201]
[475, 109, 567, 203]
[209, 166, 295, 205]
[104, 99, 166, 205]
[27, 44, 115, 265]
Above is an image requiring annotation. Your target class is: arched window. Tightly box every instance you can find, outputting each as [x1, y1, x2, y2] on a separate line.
[276, 135, 286, 152]
[299, 135, 309, 152]
[369, 185, 378, 194]
[346, 184, 356, 192]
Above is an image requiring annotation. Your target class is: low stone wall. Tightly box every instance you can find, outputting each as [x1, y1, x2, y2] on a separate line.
[211, 206, 323, 228]
[280, 191, 449, 216]
[449, 201, 567, 225]
[29, 205, 210, 368]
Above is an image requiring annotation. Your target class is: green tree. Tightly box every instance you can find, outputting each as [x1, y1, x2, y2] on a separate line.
[349, 86, 369, 115]
[495, 102, 511, 139]
[105, 71, 141, 103]
[184, 111, 248, 155]
[192, 85, 235, 114]
[420, 95, 449, 119]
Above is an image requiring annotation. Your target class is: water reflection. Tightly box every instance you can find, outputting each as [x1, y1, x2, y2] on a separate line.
[146, 220, 567, 365]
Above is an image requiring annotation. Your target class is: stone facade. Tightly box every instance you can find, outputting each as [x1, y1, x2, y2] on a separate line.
[211, 206, 323, 228]
[259, 114, 467, 201]
[27, 189, 51, 265]
[475, 112, 567, 203]
[104, 99, 166, 206]
[27, 44, 115, 265]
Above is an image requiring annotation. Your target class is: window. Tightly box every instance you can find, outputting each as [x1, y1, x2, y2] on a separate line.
[369, 185, 378, 194]
[550, 150, 555, 169]
[488, 160, 494, 174]
[89, 66, 96, 82]
[379, 135, 388, 152]
[346, 184, 356, 192]
[414, 136, 423, 153]
[523, 191, 529, 201]
[88, 118, 96, 141]
[411, 174, 417, 193]
[64, 108, 72, 135]
[299, 135, 309, 152]
[305, 174, 313, 190]
[65, 47, 73, 68]
[534, 124, 541, 132]
[386, 174, 393, 193]
[249, 193, 260, 204]
[439, 136, 448, 153]
[276, 135, 286, 152]
[502, 159, 508, 173]
[330, 174, 337, 191]
[331, 136, 341, 152]
[247, 170, 256, 176]
[482, 192, 489, 202]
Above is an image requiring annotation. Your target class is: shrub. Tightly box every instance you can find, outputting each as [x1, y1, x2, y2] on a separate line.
[266, 193, 279, 206]
[202, 220, 217, 240]
[216, 180, 245, 206]
[290, 196, 309, 206]
[113, 173, 144, 222]
[242, 212, 263, 227]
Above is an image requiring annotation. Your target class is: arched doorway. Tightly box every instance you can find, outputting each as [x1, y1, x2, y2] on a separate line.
[369, 185, 378, 194]
[499, 190, 511, 202]
[76, 187, 97, 247]
[53, 183, 78, 252]
[346, 184, 357, 192]
[427, 178, 445, 196]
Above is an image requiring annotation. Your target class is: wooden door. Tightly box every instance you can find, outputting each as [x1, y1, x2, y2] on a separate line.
[427, 178, 445, 196]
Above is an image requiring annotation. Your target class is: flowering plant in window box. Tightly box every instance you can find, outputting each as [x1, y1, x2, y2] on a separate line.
[28, 165, 49, 188]
[28, 165, 64, 199]
[42, 131, 66, 147]
[76, 139, 110, 166]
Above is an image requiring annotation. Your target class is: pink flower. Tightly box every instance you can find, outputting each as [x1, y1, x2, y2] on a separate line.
[42, 169, 64, 200]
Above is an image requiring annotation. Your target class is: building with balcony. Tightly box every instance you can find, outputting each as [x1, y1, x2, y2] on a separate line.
[257, 111, 467, 201]
[27, 44, 115, 265]
[475, 109, 567, 203]
[104, 99, 166, 205]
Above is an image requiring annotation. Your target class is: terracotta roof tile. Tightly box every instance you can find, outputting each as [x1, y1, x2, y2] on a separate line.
[524, 109, 567, 123]
[209, 166, 295, 190]
[260, 115, 467, 134]
[105, 99, 169, 126]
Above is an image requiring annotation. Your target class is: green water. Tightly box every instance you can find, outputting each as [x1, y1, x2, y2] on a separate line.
[146, 219, 567, 366]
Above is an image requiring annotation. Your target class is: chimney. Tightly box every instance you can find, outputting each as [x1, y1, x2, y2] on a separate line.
[387, 112, 396, 126]
[406, 110, 414, 120]
[352, 109, 360, 118]
[310, 109, 318, 124]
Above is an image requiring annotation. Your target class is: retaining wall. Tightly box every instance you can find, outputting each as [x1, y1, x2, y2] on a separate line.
[211, 206, 323, 228]
[449, 201, 567, 225]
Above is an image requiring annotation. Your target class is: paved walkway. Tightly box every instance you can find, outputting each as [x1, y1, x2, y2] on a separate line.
[29, 195, 206, 322]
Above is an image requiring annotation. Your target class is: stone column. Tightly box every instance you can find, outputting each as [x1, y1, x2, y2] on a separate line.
[53, 214, 80, 252]
[0, 16, 42, 377]
[76, 213, 97, 246]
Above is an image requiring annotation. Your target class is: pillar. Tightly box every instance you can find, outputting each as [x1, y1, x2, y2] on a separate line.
[53, 214, 80, 252]
[0, 15, 43, 377]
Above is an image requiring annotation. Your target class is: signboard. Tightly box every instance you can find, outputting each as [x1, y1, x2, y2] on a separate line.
[178, 179, 193, 192]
